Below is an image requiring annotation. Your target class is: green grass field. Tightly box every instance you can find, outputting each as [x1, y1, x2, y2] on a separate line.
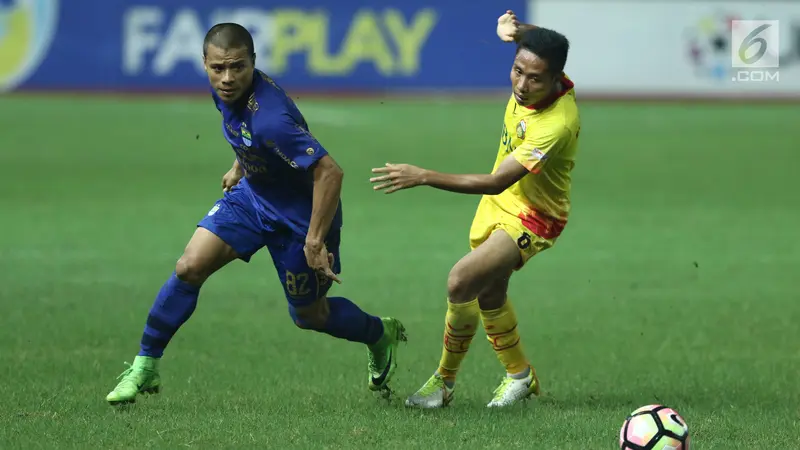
[0, 95, 798, 449]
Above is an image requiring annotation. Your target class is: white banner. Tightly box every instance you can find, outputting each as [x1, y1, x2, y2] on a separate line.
[528, 1, 800, 98]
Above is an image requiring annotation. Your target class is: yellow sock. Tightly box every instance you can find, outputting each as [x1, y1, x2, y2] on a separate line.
[437, 299, 479, 383]
[481, 300, 530, 375]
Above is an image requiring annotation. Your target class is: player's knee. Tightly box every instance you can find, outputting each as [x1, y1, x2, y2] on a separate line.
[289, 299, 330, 330]
[175, 254, 210, 286]
[447, 268, 473, 304]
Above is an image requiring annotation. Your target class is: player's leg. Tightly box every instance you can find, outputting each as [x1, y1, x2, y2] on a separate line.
[137, 227, 239, 357]
[439, 230, 522, 378]
[268, 230, 406, 392]
[290, 295, 407, 392]
[405, 230, 521, 408]
[478, 272, 541, 408]
[477, 224, 554, 408]
[106, 229, 239, 405]
[106, 185, 263, 405]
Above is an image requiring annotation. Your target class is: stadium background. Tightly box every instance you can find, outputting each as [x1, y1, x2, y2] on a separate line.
[1, 0, 798, 448]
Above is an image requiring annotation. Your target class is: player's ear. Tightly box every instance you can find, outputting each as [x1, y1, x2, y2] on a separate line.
[251, 53, 257, 66]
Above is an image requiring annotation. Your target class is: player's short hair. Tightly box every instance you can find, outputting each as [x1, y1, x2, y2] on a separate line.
[516, 27, 569, 75]
[203, 23, 255, 59]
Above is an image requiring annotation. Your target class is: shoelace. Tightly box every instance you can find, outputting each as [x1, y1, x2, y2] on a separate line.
[417, 376, 446, 396]
[491, 377, 514, 401]
[116, 362, 134, 380]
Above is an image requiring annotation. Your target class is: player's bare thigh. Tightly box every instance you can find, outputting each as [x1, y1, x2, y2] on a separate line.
[175, 228, 240, 286]
[447, 230, 520, 305]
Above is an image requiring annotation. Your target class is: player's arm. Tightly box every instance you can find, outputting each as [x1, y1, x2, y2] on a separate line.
[306, 155, 344, 283]
[266, 112, 342, 281]
[370, 158, 528, 195]
[228, 158, 243, 176]
[307, 155, 343, 248]
[222, 159, 244, 192]
[371, 126, 566, 195]
[424, 157, 528, 194]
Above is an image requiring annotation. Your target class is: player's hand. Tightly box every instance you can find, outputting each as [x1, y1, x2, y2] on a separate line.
[370, 163, 426, 194]
[303, 241, 342, 284]
[222, 166, 244, 192]
[497, 10, 520, 42]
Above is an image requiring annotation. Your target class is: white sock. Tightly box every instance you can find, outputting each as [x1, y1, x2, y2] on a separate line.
[509, 366, 531, 380]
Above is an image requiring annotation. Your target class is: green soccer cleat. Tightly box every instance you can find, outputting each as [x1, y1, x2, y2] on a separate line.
[367, 317, 407, 391]
[105, 355, 161, 405]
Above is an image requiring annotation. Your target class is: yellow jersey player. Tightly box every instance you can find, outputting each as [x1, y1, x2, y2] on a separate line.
[369, 10, 580, 408]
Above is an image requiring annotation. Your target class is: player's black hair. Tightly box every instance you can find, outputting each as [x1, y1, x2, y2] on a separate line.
[203, 23, 255, 60]
[516, 27, 570, 75]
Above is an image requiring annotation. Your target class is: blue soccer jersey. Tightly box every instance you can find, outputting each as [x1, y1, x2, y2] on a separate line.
[198, 70, 342, 306]
[212, 70, 343, 235]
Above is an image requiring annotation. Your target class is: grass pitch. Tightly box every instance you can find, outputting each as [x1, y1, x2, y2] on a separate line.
[0, 95, 798, 449]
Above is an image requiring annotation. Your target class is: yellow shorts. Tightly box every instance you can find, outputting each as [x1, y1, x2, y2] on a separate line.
[469, 198, 557, 270]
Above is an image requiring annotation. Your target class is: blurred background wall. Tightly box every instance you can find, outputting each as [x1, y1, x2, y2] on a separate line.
[2, 0, 796, 98]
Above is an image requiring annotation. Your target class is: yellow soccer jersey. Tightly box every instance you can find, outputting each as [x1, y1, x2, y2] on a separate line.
[488, 76, 580, 239]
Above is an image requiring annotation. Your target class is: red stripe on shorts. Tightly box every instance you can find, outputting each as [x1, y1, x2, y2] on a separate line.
[518, 209, 566, 240]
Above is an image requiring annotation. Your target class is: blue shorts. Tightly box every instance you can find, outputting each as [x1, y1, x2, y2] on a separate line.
[197, 183, 340, 307]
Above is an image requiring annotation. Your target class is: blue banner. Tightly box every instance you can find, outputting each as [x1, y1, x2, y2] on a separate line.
[0, 0, 526, 92]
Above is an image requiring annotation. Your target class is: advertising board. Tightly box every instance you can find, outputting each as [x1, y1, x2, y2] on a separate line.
[0, 0, 524, 92]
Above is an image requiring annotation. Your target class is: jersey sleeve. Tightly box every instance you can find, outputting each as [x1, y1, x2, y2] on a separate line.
[511, 123, 569, 173]
[262, 113, 329, 171]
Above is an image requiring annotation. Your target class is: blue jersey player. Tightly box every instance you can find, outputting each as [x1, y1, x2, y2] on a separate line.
[106, 23, 406, 405]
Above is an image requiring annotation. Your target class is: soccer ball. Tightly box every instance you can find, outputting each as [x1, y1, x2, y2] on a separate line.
[619, 404, 690, 450]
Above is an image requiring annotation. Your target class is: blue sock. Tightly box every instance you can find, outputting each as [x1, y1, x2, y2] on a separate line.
[138, 272, 200, 358]
[292, 296, 384, 346]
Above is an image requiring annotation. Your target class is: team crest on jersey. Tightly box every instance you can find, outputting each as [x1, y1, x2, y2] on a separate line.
[516, 119, 527, 139]
[241, 124, 252, 147]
